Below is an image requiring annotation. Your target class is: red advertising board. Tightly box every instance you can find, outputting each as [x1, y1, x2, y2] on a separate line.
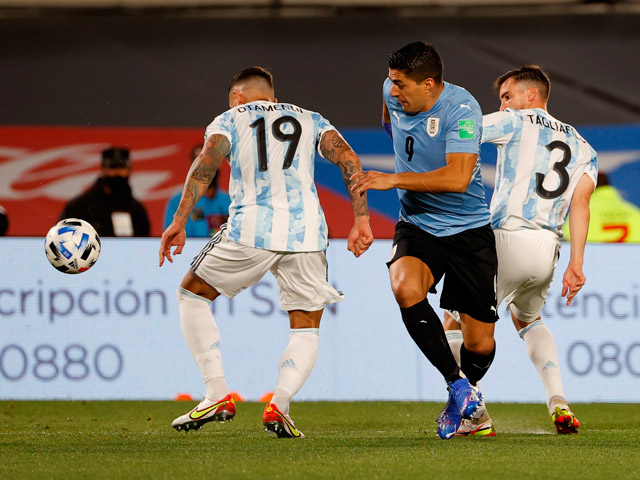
[0, 126, 395, 238]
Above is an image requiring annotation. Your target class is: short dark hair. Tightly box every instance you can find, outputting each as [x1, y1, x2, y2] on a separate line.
[389, 41, 443, 83]
[101, 146, 130, 169]
[493, 65, 551, 101]
[229, 66, 274, 92]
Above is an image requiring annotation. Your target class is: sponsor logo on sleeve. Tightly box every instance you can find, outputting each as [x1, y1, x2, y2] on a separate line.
[458, 119, 476, 139]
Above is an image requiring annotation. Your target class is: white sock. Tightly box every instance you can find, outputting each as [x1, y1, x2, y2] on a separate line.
[519, 320, 566, 414]
[177, 287, 229, 402]
[271, 328, 319, 415]
[445, 330, 463, 367]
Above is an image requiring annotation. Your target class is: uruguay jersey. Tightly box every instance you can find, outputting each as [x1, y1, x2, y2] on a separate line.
[383, 78, 490, 236]
[205, 100, 335, 252]
[483, 108, 598, 236]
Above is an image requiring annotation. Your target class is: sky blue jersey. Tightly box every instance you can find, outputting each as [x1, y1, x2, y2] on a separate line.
[383, 78, 490, 236]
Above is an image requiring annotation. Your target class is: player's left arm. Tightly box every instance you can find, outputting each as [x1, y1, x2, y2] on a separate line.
[382, 99, 393, 139]
[351, 152, 477, 194]
[159, 134, 230, 266]
[562, 172, 596, 305]
[352, 96, 480, 194]
[320, 129, 374, 257]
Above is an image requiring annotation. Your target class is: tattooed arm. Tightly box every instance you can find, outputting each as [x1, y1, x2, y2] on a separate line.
[174, 135, 229, 222]
[159, 134, 230, 266]
[320, 130, 369, 218]
[320, 130, 374, 257]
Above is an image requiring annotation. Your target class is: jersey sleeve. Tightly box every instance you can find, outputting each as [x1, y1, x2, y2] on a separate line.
[204, 111, 233, 144]
[382, 77, 393, 102]
[315, 115, 337, 158]
[585, 149, 599, 191]
[444, 97, 482, 155]
[482, 110, 517, 145]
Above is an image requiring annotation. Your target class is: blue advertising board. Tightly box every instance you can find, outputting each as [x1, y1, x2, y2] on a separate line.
[1, 238, 639, 403]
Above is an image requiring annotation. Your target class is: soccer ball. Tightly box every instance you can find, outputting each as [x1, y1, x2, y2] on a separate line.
[44, 218, 101, 274]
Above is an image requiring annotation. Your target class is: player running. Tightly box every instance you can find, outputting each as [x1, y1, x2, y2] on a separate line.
[445, 65, 597, 435]
[160, 66, 373, 438]
[351, 41, 498, 439]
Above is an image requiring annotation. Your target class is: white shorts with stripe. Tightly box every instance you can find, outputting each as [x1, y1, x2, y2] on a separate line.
[191, 225, 343, 312]
[495, 228, 561, 322]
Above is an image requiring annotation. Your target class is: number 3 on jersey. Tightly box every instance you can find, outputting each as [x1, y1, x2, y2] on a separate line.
[536, 140, 571, 199]
[250, 116, 302, 172]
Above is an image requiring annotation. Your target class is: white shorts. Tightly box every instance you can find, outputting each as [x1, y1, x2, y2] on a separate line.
[190, 225, 343, 312]
[495, 228, 561, 323]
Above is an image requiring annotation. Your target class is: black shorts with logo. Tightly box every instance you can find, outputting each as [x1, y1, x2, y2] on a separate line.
[387, 221, 499, 323]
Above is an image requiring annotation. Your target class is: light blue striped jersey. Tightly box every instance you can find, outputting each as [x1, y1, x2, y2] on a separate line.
[483, 108, 598, 236]
[205, 100, 335, 252]
[383, 78, 490, 236]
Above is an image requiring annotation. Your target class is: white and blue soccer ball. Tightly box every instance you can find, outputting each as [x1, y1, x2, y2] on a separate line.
[44, 218, 101, 274]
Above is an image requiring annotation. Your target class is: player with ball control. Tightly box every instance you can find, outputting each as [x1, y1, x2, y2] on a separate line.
[351, 41, 498, 439]
[159, 67, 373, 437]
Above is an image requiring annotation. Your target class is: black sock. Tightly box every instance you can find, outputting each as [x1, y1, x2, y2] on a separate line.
[460, 342, 496, 386]
[400, 298, 461, 384]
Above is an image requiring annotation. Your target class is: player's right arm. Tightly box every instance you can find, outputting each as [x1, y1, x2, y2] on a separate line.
[319, 130, 374, 257]
[382, 99, 392, 139]
[562, 172, 596, 305]
[382, 99, 391, 124]
[159, 134, 230, 266]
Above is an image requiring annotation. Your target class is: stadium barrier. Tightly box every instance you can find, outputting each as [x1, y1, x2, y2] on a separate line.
[1, 238, 639, 403]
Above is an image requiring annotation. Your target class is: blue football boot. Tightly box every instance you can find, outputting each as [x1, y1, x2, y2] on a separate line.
[449, 378, 483, 419]
[436, 391, 462, 440]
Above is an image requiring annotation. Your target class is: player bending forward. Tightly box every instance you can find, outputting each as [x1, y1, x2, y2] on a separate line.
[445, 65, 597, 436]
[159, 67, 373, 438]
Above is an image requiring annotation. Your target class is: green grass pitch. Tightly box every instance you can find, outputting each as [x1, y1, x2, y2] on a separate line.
[2, 401, 640, 479]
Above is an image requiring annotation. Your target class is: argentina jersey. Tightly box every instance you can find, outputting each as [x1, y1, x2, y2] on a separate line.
[205, 100, 335, 252]
[483, 108, 598, 235]
[383, 78, 490, 236]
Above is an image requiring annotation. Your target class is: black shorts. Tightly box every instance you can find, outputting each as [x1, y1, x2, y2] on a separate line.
[387, 221, 498, 323]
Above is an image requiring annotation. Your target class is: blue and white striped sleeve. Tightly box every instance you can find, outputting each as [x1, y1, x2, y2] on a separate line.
[205, 111, 233, 145]
[482, 110, 517, 146]
[315, 114, 337, 158]
[585, 149, 598, 190]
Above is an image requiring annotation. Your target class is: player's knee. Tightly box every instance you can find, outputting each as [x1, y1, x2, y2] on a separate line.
[463, 337, 495, 356]
[392, 283, 425, 308]
[176, 286, 210, 304]
[179, 270, 219, 301]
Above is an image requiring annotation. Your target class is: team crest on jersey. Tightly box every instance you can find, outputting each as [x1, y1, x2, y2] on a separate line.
[426, 117, 440, 137]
